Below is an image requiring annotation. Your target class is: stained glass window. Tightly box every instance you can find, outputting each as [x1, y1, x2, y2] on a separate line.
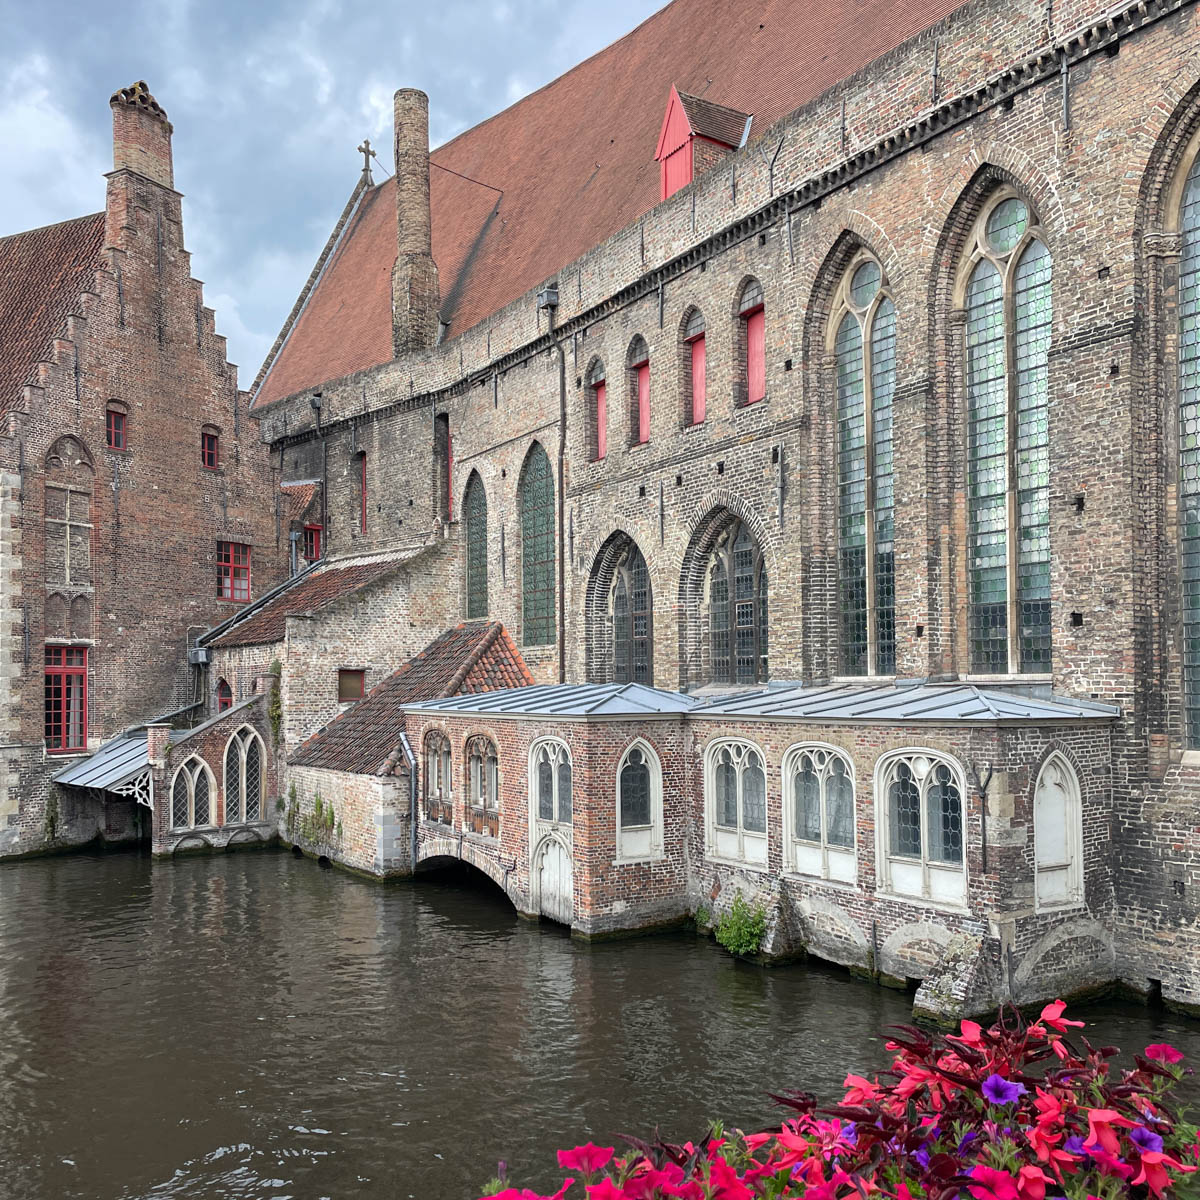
[620, 748, 651, 827]
[464, 472, 488, 619]
[519, 444, 555, 646]
[965, 195, 1052, 674]
[706, 520, 767, 684]
[612, 543, 652, 684]
[835, 257, 896, 676]
[1180, 160, 1200, 745]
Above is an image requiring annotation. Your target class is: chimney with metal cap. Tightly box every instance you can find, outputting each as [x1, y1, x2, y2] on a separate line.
[392, 88, 441, 356]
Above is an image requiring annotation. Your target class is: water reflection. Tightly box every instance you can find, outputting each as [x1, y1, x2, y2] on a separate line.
[0, 850, 1196, 1199]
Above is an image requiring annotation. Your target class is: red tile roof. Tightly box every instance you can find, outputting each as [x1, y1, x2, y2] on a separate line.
[208, 556, 406, 648]
[280, 481, 320, 524]
[290, 621, 533, 774]
[676, 91, 751, 149]
[0, 213, 105, 413]
[253, 0, 966, 407]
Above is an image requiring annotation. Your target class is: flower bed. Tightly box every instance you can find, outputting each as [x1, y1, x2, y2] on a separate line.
[480, 1003, 1200, 1200]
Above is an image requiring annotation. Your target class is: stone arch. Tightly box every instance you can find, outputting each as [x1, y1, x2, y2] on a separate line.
[1134, 72, 1200, 237]
[44, 434, 94, 475]
[226, 827, 265, 848]
[69, 595, 91, 640]
[44, 593, 68, 638]
[791, 892, 871, 970]
[1011, 919, 1115, 1004]
[584, 529, 652, 684]
[879, 920, 954, 982]
[801, 228, 894, 366]
[676, 494, 777, 690]
[172, 834, 214, 854]
[415, 838, 519, 908]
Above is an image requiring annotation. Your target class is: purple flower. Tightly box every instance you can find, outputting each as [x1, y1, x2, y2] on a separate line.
[1130, 1126, 1164, 1154]
[1063, 1135, 1086, 1155]
[913, 1146, 931, 1169]
[957, 1131, 979, 1154]
[981, 1074, 1028, 1105]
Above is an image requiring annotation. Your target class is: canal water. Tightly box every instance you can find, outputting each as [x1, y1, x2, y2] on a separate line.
[2, 850, 1198, 1200]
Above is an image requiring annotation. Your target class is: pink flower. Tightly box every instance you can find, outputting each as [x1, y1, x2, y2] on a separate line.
[488, 1185, 573, 1200]
[1146, 1043, 1185, 1065]
[707, 1157, 753, 1200]
[558, 1143, 615, 1176]
[584, 1182, 626, 1200]
[968, 1165, 1021, 1200]
[1039, 1000, 1085, 1033]
[1132, 1150, 1196, 1196]
[953, 1019, 986, 1048]
[1084, 1108, 1136, 1157]
[843, 1073, 881, 1104]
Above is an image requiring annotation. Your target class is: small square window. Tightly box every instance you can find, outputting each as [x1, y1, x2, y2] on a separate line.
[338, 669, 365, 702]
[201, 430, 220, 470]
[217, 541, 251, 602]
[106, 407, 126, 450]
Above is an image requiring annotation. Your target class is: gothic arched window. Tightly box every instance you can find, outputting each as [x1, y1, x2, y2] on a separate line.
[611, 543, 652, 685]
[424, 731, 452, 824]
[519, 443, 555, 646]
[464, 472, 488, 619]
[706, 740, 768, 866]
[833, 256, 897, 676]
[588, 359, 607, 460]
[216, 679, 233, 712]
[1033, 752, 1083, 909]
[1179, 158, 1200, 744]
[706, 520, 768, 684]
[532, 739, 572, 826]
[223, 726, 264, 824]
[682, 307, 706, 425]
[617, 740, 663, 861]
[736, 278, 766, 407]
[784, 743, 856, 882]
[963, 193, 1052, 675]
[627, 336, 650, 445]
[467, 735, 499, 838]
[171, 757, 214, 830]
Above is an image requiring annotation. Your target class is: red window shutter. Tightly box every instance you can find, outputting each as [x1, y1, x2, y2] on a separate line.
[746, 308, 765, 404]
[691, 335, 706, 424]
[447, 430, 453, 522]
[360, 454, 368, 534]
[661, 143, 694, 200]
[595, 382, 607, 460]
[637, 363, 650, 444]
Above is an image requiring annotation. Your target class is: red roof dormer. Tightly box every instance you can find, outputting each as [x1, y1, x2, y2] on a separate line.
[654, 85, 752, 202]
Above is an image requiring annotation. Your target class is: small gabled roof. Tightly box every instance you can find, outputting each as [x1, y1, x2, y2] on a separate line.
[54, 733, 148, 791]
[207, 552, 419, 649]
[693, 682, 1120, 723]
[0, 212, 105, 414]
[290, 622, 533, 775]
[656, 86, 751, 160]
[405, 681, 702, 719]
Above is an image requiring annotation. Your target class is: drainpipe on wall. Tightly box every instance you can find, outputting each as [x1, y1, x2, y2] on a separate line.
[399, 730, 417, 869]
[541, 284, 566, 683]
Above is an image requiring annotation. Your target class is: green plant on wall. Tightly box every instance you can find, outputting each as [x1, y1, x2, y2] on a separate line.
[714, 894, 767, 958]
[268, 659, 283, 750]
[43, 791, 61, 843]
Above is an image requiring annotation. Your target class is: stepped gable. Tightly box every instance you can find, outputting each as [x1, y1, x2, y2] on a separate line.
[0, 213, 105, 413]
[290, 621, 533, 775]
[252, 0, 967, 407]
[208, 555, 408, 649]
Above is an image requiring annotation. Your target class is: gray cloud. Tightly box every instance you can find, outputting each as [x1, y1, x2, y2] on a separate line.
[0, 0, 663, 380]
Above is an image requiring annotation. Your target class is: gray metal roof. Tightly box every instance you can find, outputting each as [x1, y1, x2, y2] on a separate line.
[54, 734, 149, 790]
[693, 682, 1120, 723]
[404, 682, 702, 718]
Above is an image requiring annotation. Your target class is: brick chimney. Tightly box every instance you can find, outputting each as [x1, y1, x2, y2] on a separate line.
[109, 81, 173, 188]
[391, 88, 440, 356]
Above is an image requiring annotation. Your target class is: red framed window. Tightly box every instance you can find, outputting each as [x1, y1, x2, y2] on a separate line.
[217, 541, 251, 602]
[201, 430, 220, 470]
[690, 336, 706, 423]
[302, 524, 322, 562]
[746, 308, 765, 404]
[217, 679, 233, 712]
[635, 361, 650, 444]
[45, 646, 87, 753]
[338, 669, 365, 702]
[594, 381, 607, 460]
[358, 452, 367, 535]
[106, 406, 126, 450]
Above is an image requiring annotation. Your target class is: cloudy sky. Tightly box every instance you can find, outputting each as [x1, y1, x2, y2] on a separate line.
[0, 0, 662, 379]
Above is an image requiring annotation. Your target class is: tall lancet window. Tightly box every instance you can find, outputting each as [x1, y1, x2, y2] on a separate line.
[964, 193, 1052, 674]
[611, 543, 652, 685]
[464, 472, 488, 619]
[1180, 158, 1200, 745]
[833, 257, 896, 676]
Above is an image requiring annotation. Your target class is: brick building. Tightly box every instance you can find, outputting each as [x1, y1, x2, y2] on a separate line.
[0, 82, 287, 856]
[225, 0, 1200, 1014]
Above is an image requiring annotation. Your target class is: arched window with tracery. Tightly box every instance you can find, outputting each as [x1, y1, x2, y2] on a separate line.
[1179, 158, 1200, 744]
[736, 278, 766, 406]
[424, 731, 453, 824]
[706, 520, 768, 684]
[962, 192, 1052, 675]
[223, 726, 263, 824]
[466, 735, 499, 837]
[833, 256, 896, 676]
[464, 472, 488, 619]
[705, 740, 767, 866]
[878, 750, 966, 906]
[518, 443, 555, 646]
[785, 743, 856, 881]
[216, 679, 233, 712]
[531, 739, 572, 826]
[171, 756, 214, 830]
[617, 740, 663, 862]
[588, 359, 607, 460]
[612, 543, 652, 685]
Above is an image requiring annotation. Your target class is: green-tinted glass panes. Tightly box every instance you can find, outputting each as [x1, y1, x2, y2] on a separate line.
[986, 198, 1028, 254]
[1181, 160, 1200, 745]
[966, 258, 1010, 671]
[465, 473, 488, 619]
[871, 298, 897, 675]
[519, 445, 555, 646]
[1013, 240, 1053, 671]
[836, 312, 868, 673]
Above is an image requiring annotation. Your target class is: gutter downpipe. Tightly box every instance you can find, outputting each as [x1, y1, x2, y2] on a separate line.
[399, 730, 417, 870]
[549, 304, 567, 683]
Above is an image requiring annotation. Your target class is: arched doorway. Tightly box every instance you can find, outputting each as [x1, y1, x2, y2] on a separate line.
[533, 837, 573, 925]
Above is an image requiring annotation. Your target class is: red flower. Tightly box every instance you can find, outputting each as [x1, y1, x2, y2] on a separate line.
[707, 1156, 753, 1200]
[843, 1073, 881, 1104]
[584, 1181, 626, 1200]
[1017, 1164, 1050, 1200]
[488, 1185, 573, 1200]
[1133, 1150, 1197, 1196]
[1039, 1000, 1085, 1033]
[1084, 1108, 1136, 1157]
[968, 1165, 1021, 1200]
[1145, 1044, 1185, 1065]
[558, 1143, 615, 1175]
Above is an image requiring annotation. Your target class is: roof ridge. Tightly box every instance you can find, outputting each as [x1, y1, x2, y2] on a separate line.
[446, 621, 503, 695]
[0, 210, 105, 246]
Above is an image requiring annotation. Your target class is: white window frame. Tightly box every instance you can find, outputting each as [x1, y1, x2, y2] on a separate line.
[782, 742, 857, 883]
[703, 738, 769, 868]
[1033, 751, 1084, 911]
[615, 737, 664, 864]
[529, 737, 573, 849]
[170, 756, 216, 831]
[222, 724, 265, 825]
[875, 748, 968, 909]
[424, 730, 453, 823]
